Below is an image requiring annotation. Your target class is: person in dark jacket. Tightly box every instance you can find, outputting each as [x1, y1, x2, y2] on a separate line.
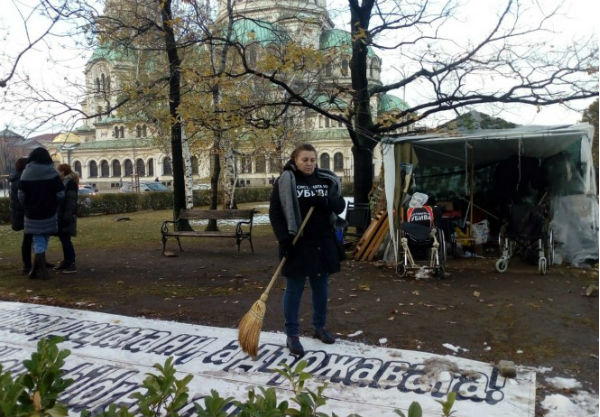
[9, 157, 33, 274]
[269, 143, 346, 356]
[54, 163, 78, 274]
[18, 147, 65, 279]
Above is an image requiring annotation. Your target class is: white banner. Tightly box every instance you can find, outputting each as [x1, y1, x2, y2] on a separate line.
[0, 302, 535, 416]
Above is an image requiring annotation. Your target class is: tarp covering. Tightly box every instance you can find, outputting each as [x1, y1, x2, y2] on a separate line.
[382, 123, 598, 266]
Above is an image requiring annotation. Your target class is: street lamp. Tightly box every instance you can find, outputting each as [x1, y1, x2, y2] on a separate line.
[60, 143, 79, 165]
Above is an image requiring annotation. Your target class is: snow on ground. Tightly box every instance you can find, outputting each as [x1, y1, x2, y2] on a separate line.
[442, 343, 469, 354]
[541, 391, 598, 417]
[545, 376, 583, 390]
[540, 375, 598, 417]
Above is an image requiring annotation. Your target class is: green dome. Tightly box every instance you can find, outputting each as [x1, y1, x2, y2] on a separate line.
[230, 19, 287, 46]
[319, 29, 377, 57]
[88, 43, 135, 64]
[378, 93, 409, 113]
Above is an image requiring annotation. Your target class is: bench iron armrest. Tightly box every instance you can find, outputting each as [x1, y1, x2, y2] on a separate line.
[235, 220, 252, 236]
[161, 219, 182, 234]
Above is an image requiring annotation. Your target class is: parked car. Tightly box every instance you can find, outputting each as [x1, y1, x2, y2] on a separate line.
[120, 182, 169, 192]
[78, 184, 97, 196]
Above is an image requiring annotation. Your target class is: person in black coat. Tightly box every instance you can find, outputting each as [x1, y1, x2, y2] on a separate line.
[18, 147, 65, 279]
[54, 163, 79, 274]
[269, 143, 346, 356]
[9, 157, 32, 274]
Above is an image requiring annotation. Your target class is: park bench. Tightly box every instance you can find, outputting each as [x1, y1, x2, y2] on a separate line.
[161, 208, 256, 256]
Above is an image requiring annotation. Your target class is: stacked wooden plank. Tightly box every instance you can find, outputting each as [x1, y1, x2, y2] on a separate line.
[353, 210, 389, 261]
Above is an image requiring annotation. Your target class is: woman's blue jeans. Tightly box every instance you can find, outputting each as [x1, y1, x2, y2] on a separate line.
[283, 274, 328, 337]
[32, 235, 50, 254]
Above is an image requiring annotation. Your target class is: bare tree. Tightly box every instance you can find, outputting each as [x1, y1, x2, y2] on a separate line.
[226, 0, 598, 204]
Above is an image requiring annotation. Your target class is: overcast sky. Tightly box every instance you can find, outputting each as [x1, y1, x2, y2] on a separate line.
[1, 0, 598, 136]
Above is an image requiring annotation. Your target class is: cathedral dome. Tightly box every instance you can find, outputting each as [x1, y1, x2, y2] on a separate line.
[230, 18, 288, 46]
[319, 29, 377, 57]
[378, 93, 409, 114]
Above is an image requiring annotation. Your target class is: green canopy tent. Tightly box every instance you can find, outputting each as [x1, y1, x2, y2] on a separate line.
[382, 123, 598, 267]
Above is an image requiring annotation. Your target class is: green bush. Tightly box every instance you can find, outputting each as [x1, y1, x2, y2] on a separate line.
[0, 181, 354, 224]
[0, 336, 72, 417]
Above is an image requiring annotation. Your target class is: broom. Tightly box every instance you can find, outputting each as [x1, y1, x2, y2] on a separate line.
[238, 206, 315, 358]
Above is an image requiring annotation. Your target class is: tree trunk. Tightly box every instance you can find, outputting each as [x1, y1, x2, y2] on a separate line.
[348, 0, 376, 206]
[160, 0, 190, 230]
[221, 133, 237, 209]
[182, 134, 194, 209]
[352, 144, 374, 205]
[207, 143, 221, 231]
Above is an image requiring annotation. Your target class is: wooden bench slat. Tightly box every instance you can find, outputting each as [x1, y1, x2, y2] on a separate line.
[164, 231, 237, 238]
[179, 209, 255, 220]
[161, 208, 256, 255]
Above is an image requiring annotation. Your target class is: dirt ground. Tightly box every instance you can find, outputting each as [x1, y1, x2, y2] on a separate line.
[0, 231, 598, 416]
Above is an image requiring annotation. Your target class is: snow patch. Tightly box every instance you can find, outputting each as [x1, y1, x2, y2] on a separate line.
[541, 391, 599, 417]
[442, 343, 469, 353]
[546, 376, 583, 390]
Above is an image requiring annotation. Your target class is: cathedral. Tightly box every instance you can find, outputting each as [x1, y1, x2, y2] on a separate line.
[47, 0, 410, 192]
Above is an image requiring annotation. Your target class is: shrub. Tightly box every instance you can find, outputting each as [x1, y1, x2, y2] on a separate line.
[0, 180, 354, 224]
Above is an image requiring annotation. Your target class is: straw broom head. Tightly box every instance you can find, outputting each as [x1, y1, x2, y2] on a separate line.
[238, 293, 268, 358]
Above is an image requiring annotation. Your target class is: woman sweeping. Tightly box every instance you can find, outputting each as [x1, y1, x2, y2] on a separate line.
[269, 143, 346, 356]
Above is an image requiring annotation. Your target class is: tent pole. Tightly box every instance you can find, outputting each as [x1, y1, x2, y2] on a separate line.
[469, 148, 474, 239]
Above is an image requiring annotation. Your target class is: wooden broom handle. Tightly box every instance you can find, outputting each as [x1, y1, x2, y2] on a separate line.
[260, 206, 315, 301]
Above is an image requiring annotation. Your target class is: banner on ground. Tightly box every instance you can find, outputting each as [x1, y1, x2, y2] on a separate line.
[0, 302, 535, 416]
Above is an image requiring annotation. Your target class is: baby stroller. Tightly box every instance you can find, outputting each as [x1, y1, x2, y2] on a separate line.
[495, 203, 554, 275]
[396, 201, 446, 278]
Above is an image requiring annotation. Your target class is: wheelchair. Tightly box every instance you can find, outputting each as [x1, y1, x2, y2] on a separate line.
[495, 203, 554, 275]
[396, 205, 447, 278]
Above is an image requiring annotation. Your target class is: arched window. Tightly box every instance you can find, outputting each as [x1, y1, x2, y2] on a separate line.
[268, 154, 279, 173]
[113, 126, 119, 138]
[142, 125, 147, 137]
[119, 126, 125, 138]
[136, 159, 145, 177]
[100, 160, 109, 177]
[255, 155, 266, 173]
[325, 62, 332, 77]
[101, 73, 106, 92]
[370, 60, 379, 78]
[325, 117, 330, 128]
[124, 159, 133, 176]
[95, 78, 100, 93]
[341, 58, 349, 76]
[148, 158, 154, 177]
[89, 161, 98, 178]
[136, 125, 142, 138]
[106, 75, 111, 93]
[163, 157, 172, 175]
[333, 152, 344, 171]
[112, 160, 121, 177]
[319, 153, 330, 170]
[190, 156, 198, 175]
[240, 156, 251, 174]
[74, 161, 82, 178]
